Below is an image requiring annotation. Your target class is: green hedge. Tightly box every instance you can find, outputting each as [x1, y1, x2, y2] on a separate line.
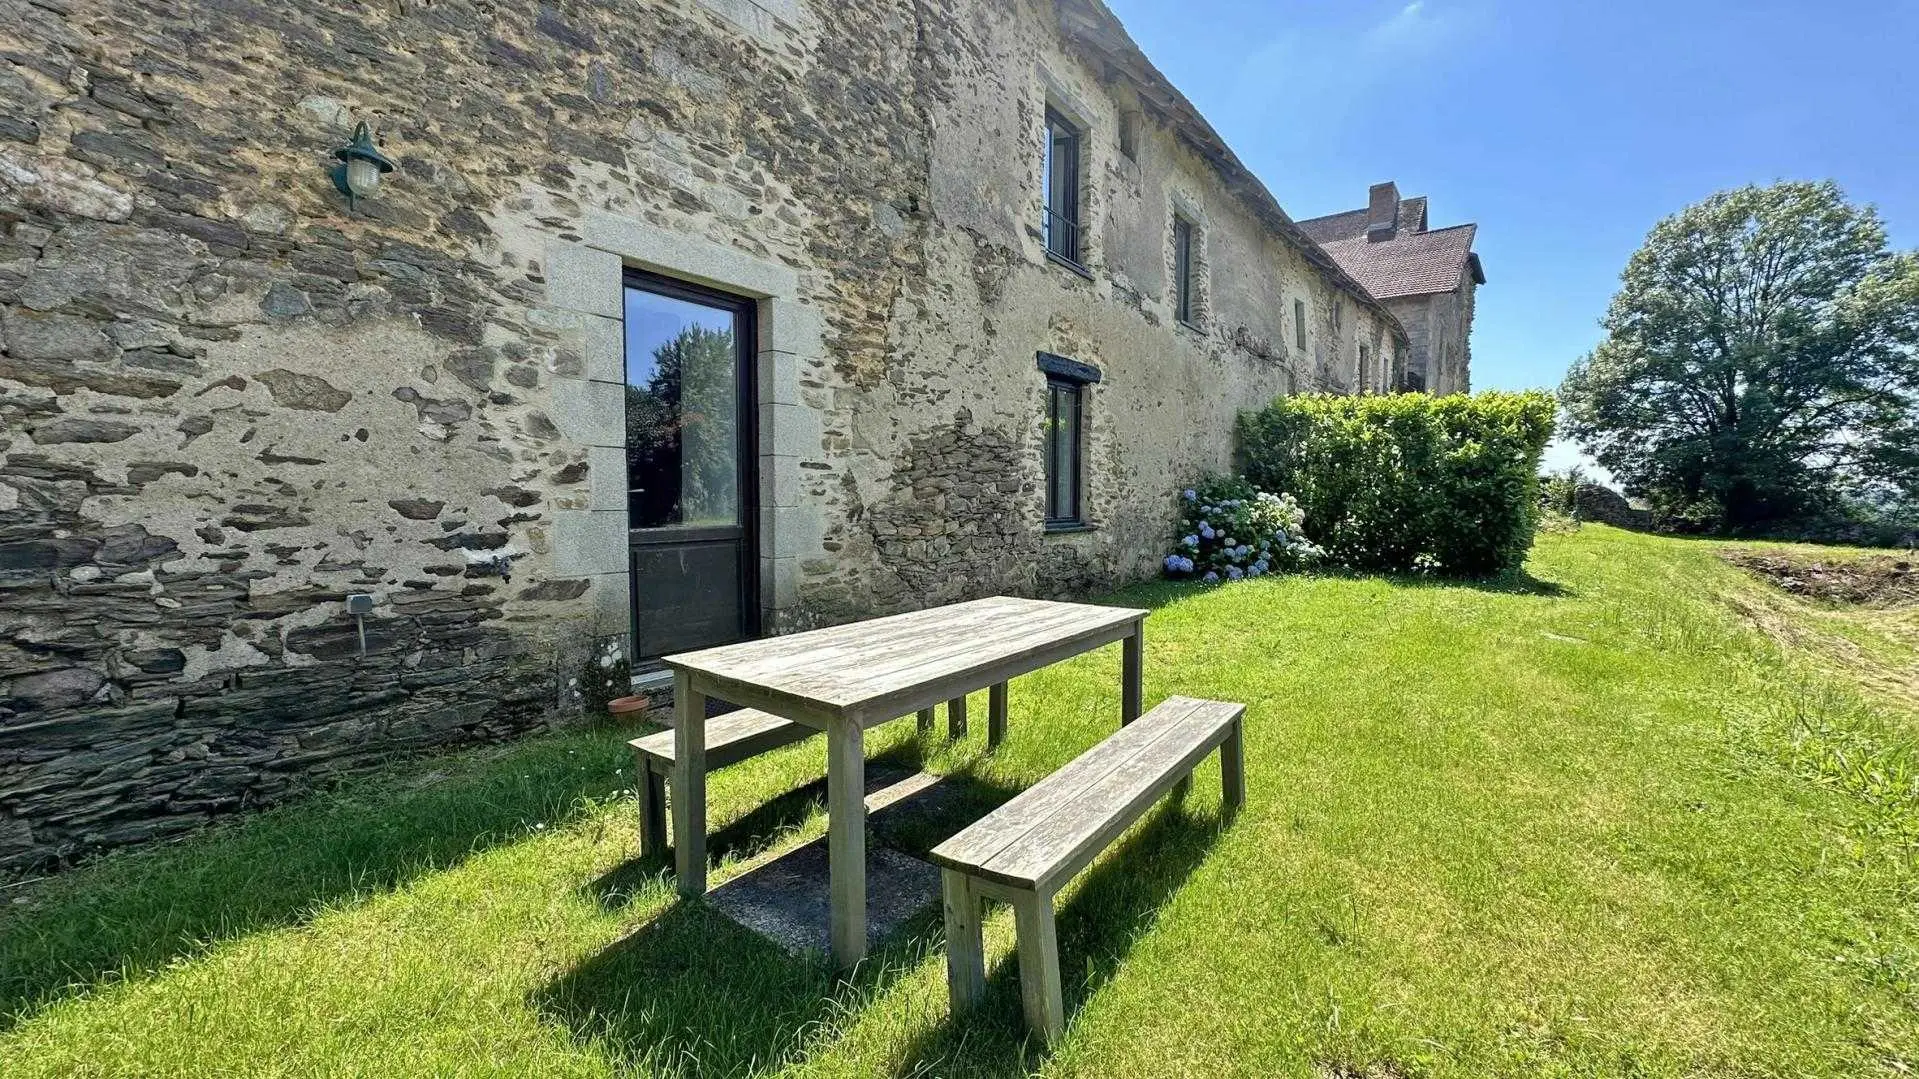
[1236, 391, 1557, 576]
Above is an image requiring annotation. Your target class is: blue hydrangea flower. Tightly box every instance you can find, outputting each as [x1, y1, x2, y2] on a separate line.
[1248, 564, 1264, 577]
[1164, 554, 1182, 572]
[1227, 565, 1243, 580]
[1200, 525, 1215, 540]
[1182, 534, 1199, 549]
[1202, 570, 1219, 583]
[1181, 556, 1196, 572]
[1182, 488, 1197, 501]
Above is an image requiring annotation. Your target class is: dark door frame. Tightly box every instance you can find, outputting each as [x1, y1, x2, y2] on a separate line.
[622, 267, 761, 662]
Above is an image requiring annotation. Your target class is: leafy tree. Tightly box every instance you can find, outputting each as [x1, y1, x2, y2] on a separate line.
[1560, 181, 1919, 530]
[625, 324, 738, 527]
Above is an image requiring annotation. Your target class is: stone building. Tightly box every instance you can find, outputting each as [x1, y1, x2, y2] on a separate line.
[0, 0, 1416, 873]
[1298, 182, 1484, 394]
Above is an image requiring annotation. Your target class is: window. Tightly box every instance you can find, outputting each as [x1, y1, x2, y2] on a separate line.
[1294, 299, 1306, 349]
[1172, 216, 1196, 326]
[1044, 379, 1082, 524]
[1036, 352, 1099, 528]
[1043, 108, 1082, 265]
[1118, 108, 1141, 162]
[1359, 345, 1372, 392]
[1333, 299, 1343, 332]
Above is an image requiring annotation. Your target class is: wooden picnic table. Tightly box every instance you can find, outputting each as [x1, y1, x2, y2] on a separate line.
[661, 595, 1149, 969]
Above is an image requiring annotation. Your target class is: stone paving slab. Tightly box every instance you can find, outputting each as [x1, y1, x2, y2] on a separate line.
[706, 768, 967, 956]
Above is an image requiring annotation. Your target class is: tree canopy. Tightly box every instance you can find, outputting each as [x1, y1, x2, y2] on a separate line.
[1560, 181, 1919, 531]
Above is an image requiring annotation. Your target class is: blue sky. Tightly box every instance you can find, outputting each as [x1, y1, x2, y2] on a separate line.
[1104, 0, 1919, 408]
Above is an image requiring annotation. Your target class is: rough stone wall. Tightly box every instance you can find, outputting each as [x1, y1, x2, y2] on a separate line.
[0, 0, 1403, 874]
[1573, 483, 1652, 531]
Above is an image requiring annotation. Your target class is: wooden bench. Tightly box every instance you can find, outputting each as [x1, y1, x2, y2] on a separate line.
[929, 695, 1246, 1042]
[630, 709, 817, 859]
[629, 697, 995, 858]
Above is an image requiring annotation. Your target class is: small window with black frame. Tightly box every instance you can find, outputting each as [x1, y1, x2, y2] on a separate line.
[1036, 352, 1099, 528]
[1043, 108, 1083, 266]
[1173, 215, 1197, 327]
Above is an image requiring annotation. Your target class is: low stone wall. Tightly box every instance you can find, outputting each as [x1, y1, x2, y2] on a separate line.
[0, 472, 568, 872]
[1573, 483, 1654, 531]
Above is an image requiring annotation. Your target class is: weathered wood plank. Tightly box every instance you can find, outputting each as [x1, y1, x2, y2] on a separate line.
[1222, 714, 1245, 819]
[630, 708, 813, 768]
[844, 620, 1139, 728]
[1121, 622, 1143, 724]
[1013, 892, 1064, 1042]
[988, 682, 1008, 748]
[929, 697, 1209, 871]
[662, 598, 1148, 724]
[918, 708, 935, 735]
[947, 694, 968, 738]
[671, 672, 707, 897]
[988, 702, 1239, 891]
[638, 767, 667, 859]
[942, 870, 986, 1013]
[827, 719, 867, 968]
[931, 697, 1245, 891]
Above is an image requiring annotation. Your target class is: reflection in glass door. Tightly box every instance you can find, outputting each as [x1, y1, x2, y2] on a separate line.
[623, 271, 757, 663]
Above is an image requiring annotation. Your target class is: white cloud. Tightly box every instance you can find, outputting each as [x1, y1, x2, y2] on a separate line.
[1231, 2, 1469, 133]
[1364, 1, 1462, 56]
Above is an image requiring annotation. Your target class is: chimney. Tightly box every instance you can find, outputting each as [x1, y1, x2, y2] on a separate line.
[1366, 181, 1399, 242]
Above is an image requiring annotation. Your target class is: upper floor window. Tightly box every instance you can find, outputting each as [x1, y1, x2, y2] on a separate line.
[1173, 216, 1197, 326]
[1043, 108, 1083, 266]
[1294, 299, 1307, 349]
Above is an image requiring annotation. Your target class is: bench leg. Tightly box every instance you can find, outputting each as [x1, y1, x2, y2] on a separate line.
[1222, 716, 1246, 820]
[942, 871, 986, 1015]
[917, 708, 936, 736]
[988, 682, 1008, 749]
[639, 762, 668, 860]
[947, 694, 968, 738]
[1012, 890, 1065, 1043]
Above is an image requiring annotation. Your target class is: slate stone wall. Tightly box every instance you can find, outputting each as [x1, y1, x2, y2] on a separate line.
[0, 0, 1404, 875]
[1573, 483, 1653, 531]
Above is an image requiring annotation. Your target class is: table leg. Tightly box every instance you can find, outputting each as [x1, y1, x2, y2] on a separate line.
[1121, 620, 1143, 725]
[947, 694, 968, 738]
[671, 671, 707, 897]
[827, 718, 867, 969]
[988, 682, 1008, 748]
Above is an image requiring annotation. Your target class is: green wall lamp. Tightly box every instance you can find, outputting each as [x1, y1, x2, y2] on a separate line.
[330, 120, 396, 211]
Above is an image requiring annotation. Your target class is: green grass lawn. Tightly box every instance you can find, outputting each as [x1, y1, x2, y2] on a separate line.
[3, 526, 1916, 1077]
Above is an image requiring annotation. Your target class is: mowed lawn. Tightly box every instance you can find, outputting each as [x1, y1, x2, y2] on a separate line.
[3, 526, 1916, 1077]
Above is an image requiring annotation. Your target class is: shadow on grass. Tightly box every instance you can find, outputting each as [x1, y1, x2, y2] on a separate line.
[1392, 565, 1575, 598]
[894, 798, 1228, 1077]
[549, 756, 1226, 1077]
[585, 738, 943, 911]
[534, 897, 942, 1078]
[0, 726, 633, 1031]
[1109, 564, 1576, 607]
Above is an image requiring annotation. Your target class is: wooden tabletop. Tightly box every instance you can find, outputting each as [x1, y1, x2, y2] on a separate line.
[662, 596, 1148, 728]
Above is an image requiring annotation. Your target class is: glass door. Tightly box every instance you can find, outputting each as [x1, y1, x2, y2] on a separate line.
[623, 270, 758, 663]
